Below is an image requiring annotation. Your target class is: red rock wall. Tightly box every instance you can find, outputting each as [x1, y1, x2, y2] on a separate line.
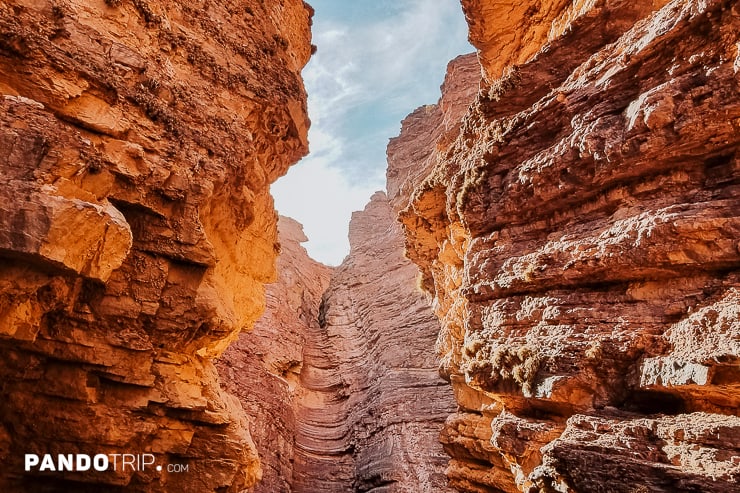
[399, 0, 740, 491]
[290, 192, 456, 493]
[0, 1, 312, 491]
[217, 216, 332, 493]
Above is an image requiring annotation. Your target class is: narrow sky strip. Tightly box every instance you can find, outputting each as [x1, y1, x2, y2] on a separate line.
[272, 0, 473, 265]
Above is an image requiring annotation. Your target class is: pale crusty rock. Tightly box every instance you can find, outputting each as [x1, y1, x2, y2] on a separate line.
[398, 0, 740, 491]
[0, 0, 312, 491]
[530, 412, 740, 492]
[640, 288, 739, 393]
[291, 192, 457, 492]
[217, 216, 332, 493]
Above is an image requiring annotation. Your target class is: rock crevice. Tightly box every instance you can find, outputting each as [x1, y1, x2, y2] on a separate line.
[220, 201, 457, 492]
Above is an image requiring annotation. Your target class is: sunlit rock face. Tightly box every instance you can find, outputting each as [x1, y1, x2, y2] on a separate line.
[0, 0, 312, 491]
[399, 0, 740, 491]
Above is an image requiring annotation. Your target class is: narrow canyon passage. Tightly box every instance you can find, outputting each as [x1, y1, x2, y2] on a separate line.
[0, 1, 738, 493]
[218, 51, 481, 492]
[221, 0, 740, 491]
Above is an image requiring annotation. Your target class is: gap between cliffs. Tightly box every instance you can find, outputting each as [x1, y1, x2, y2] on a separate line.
[0, 1, 738, 493]
[219, 0, 740, 492]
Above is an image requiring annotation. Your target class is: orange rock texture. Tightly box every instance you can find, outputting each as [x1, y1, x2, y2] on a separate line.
[398, 0, 740, 491]
[0, 0, 312, 491]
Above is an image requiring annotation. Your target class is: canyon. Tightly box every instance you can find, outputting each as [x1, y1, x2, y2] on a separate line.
[1, 0, 739, 492]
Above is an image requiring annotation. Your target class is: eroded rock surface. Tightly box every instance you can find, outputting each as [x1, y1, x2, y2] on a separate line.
[0, 1, 312, 491]
[291, 193, 456, 493]
[217, 216, 332, 493]
[399, 0, 740, 491]
[218, 207, 454, 492]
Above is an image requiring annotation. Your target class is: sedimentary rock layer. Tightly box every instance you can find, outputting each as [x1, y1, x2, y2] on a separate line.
[217, 216, 332, 493]
[292, 193, 456, 493]
[0, 1, 312, 491]
[216, 54, 479, 493]
[399, 0, 740, 491]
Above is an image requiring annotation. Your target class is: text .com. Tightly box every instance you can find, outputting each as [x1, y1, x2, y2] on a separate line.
[24, 454, 189, 473]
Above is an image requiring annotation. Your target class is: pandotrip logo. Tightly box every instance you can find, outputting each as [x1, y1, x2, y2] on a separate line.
[24, 454, 189, 474]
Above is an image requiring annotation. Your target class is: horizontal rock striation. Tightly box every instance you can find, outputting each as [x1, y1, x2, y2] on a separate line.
[217, 216, 332, 493]
[292, 192, 456, 493]
[399, 0, 740, 491]
[0, 0, 312, 491]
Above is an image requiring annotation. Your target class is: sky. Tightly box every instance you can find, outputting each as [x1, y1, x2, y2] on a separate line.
[272, 0, 473, 265]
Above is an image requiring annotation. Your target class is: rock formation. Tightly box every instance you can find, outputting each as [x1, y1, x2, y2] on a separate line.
[217, 201, 454, 493]
[216, 55, 479, 493]
[398, 0, 740, 491]
[4, 0, 739, 492]
[217, 216, 332, 493]
[0, 0, 312, 491]
[291, 192, 456, 493]
[387, 53, 481, 216]
[219, 203, 455, 492]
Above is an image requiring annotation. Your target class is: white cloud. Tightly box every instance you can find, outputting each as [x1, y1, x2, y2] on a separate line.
[307, 0, 469, 124]
[274, 0, 472, 265]
[271, 155, 383, 266]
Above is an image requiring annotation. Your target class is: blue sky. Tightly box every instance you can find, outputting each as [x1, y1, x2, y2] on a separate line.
[272, 0, 473, 265]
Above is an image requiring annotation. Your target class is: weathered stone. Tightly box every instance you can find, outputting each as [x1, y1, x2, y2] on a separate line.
[0, 0, 313, 491]
[219, 203, 456, 492]
[399, 0, 740, 491]
[218, 216, 332, 493]
[289, 193, 457, 493]
[0, 188, 132, 282]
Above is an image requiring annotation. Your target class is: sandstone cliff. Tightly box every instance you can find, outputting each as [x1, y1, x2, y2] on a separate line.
[219, 204, 455, 492]
[217, 216, 332, 493]
[0, 1, 312, 491]
[398, 0, 740, 491]
[290, 192, 456, 493]
[215, 52, 478, 493]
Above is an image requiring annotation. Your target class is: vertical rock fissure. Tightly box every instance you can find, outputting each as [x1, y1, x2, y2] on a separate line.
[290, 191, 456, 493]
[217, 50, 483, 492]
